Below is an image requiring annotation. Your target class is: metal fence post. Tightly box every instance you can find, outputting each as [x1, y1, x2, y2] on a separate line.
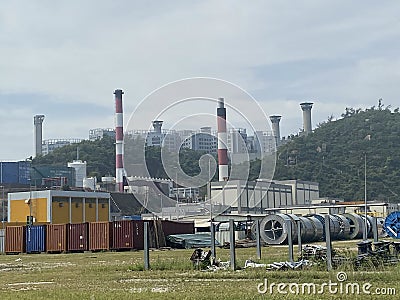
[325, 215, 332, 271]
[297, 220, 302, 258]
[229, 219, 236, 271]
[256, 219, 261, 260]
[286, 220, 293, 263]
[372, 217, 378, 243]
[210, 221, 216, 259]
[144, 222, 150, 270]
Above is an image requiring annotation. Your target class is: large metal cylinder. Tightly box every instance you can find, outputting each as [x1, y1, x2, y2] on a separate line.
[259, 214, 297, 245]
[310, 214, 341, 240]
[332, 214, 351, 240]
[361, 215, 373, 238]
[307, 216, 324, 242]
[298, 216, 316, 242]
[343, 213, 364, 239]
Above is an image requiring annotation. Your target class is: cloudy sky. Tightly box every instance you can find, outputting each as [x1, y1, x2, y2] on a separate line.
[1, 1, 399, 160]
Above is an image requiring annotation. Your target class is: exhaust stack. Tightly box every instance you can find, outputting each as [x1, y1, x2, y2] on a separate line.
[34, 115, 45, 157]
[114, 89, 124, 192]
[300, 102, 313, 135]
[269, 115, 282, 147]
[217, 97, 228, 181]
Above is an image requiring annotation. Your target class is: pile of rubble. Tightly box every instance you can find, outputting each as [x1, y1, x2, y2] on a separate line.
[302, 245, 327, 261]
[266, 260, 312, 271]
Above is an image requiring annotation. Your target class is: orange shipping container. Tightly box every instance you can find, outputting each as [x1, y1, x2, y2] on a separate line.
[89, 222, 110, 251]
[5, 226, 25, 254]
[46, 224, 67, 253]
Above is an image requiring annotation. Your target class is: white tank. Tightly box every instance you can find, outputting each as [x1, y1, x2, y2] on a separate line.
[68, 160, 87, 188]
[83, 177, 97, 191]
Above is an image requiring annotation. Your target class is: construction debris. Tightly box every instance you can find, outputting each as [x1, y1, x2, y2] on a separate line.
[266, 260, 312, 271]
[302, 245, 327, 261]
[244, 260, 266, 268]
[190, 248, 212, 269]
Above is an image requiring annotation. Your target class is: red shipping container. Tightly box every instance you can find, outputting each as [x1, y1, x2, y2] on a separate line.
[132, 220, 144, 250]
[5, 226, 25, 254]
[67, 223, 88, 252]
[89, 222, 110, 251]
[47, 224, 67, 253]
[110, 220, 134, 250]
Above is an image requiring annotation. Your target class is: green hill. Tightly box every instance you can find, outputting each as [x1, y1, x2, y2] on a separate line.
[274, 105, 400, 202]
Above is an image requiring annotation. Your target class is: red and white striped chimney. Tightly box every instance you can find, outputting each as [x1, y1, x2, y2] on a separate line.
[114, 89, 124, 192]
[217, 97, 228, 181]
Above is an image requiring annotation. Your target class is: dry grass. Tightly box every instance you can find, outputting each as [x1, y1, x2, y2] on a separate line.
[0, 241, 399, 299]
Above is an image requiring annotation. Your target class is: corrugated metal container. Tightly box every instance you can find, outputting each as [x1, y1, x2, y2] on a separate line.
[89, 222, 110, 251]
[132, 220, 144, 250]
[161, 220, 195, 236]
[0, 162, 18, 184]
[110, 220, 134, 250]
[26, 225, 46, 253]
[5, 226, 25, 254]
[67, 223, 88, 252]
[0, 229, 5, 253]
[46, 224, 67, 253]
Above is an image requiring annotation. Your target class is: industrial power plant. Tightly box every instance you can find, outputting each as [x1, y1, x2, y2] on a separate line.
[1, 87, 399, 259]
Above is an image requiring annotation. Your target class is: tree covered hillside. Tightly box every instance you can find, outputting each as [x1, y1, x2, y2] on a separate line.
[32, 136, 116, 178]
[32, 104, 400, 203]
[274, 105, 400, 202]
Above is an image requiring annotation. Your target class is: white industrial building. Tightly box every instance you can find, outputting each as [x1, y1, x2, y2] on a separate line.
[210, 179, 319, 214]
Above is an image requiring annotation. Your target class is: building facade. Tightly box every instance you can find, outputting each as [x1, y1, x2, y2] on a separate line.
[8, 190, 110, 224]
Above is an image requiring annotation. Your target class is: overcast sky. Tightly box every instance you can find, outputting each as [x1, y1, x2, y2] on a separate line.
[1, 1, 399, 161]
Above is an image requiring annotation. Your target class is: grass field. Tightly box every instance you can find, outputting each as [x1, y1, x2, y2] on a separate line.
[0, 240, 399, 299]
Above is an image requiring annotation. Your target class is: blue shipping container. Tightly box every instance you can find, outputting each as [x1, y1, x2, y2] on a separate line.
[26, 225, 46, 253]
[0, 162, 18, 184]
[0, 161, 31, 184]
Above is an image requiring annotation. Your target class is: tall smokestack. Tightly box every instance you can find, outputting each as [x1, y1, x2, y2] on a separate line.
[152, 120, 163, 134]
[217, 97, 228, 181]
[34, 115, 45, 157]
[269, 115, 282, 147]
[114, 89, 124, 192]
[300, 102, 313, 135]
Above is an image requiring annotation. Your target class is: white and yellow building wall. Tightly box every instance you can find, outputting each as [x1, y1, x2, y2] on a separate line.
[8, 190, 110, 224]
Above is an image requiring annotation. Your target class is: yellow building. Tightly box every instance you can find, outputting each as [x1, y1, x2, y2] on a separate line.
[8, 190, 110, 224]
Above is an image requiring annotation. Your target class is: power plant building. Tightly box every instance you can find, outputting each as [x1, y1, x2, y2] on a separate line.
[67, 160, 87, 188]
[210, 179, 319, 214]
[8, 190, 110, 224]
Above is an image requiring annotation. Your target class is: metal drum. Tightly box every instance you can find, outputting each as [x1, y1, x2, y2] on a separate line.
[343, 213, 364, 239]
[307, 216, 324, 242]
[361, 215, 373, 238]
[384, 211, 400, 239]
[332, 214, 351, 240]
[259, 214, 297, 245]
[310, 214, 341, 240]
[297, 216, 315, 242]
